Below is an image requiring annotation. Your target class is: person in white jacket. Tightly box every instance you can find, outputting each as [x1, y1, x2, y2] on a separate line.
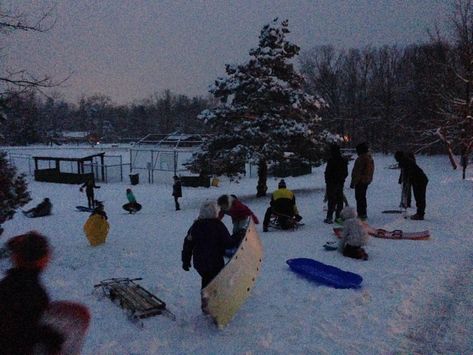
[338, 206, 369, 260]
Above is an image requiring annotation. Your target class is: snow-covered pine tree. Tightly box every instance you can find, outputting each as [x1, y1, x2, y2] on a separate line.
[0, 151, 30, 233]
[187, 18, 335, 196]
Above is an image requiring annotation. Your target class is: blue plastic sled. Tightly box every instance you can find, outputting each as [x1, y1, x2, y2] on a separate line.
[286, 258, 362, 289]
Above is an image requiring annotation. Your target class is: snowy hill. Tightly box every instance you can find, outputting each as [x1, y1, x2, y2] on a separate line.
[1, 150, 472, 354]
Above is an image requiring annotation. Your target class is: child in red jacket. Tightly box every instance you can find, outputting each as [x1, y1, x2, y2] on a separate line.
[217, 194, 259, 234]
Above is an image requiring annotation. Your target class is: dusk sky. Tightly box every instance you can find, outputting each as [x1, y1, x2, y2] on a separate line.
[4, 0, 448, 104]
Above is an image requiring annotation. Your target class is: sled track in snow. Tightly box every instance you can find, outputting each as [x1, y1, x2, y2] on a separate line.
[400, 254, 473, 354]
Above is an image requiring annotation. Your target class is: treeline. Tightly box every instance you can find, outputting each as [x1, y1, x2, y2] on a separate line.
[0, 40, 465, 154]
[0, 89, 211, 145]
[299, 41, 453, 154]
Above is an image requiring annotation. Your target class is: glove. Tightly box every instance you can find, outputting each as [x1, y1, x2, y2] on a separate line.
[182, 263, 190, 271]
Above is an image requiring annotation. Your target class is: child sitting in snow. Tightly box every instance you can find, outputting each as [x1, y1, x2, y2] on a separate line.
[338, 206, 369, 260]
[123, 188, 141, 213]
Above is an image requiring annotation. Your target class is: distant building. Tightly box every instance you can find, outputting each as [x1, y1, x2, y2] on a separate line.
[51, 131, 102, 145]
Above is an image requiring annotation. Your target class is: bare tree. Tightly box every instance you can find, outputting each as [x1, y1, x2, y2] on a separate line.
[0, 4, 62, 100]
[422, 0, 473, 169]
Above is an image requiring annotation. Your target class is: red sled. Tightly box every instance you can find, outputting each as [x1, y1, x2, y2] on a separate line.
[37, 301, 91, 355]
[333, 227, 430, 240]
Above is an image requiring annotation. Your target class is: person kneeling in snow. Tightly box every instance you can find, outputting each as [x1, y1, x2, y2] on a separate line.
[0, 231, 64, 354]
[338, 206, 369, 260]
[181, 201, 239, 289]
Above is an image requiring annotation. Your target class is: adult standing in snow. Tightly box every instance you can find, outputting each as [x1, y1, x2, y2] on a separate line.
[324, 144, 348, 224]
[0, 232, 64, 354]
[80, 178, 100, 209]
[172, 175, 182, 211]
[181, 201, 239, 289]
[394, 151, 428, 220]
[262, 179, 302, 231]
[397, 151, 415, 208]
[350, 142, 374, 220]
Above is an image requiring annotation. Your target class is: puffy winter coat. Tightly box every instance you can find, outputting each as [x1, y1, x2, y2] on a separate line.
[339, 207, 369, 248]
[351, 153, 374, 186]
[126, 191, 137, 203]
[270, 188, 299, 216]
[182, 218, 237, 275]
[219, 198, 259, 224]
[0, 268, 63, 354]
[325, 154, 348, 184]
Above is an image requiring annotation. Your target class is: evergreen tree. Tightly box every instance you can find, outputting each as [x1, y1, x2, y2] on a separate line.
[188, 18, 334, 196]
[0, 152, 30, 232]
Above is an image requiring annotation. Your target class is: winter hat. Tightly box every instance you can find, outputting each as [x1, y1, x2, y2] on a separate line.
[355, 142, 369, 155]
[198, 201, 220, 219]
[217, 194, 234, 211]
[394, 151, 404, 162]
[278, 179, 286, 188]
[340, 206, 357, 220]
[7, 231, 50, 269]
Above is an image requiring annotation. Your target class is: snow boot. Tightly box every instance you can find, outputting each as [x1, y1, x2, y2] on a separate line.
[410, 214, 424, 220]
[323, 218, 333, 224]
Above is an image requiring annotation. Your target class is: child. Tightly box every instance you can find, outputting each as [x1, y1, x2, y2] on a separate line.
[91, 202, 108, 220]
[338, 206, 369, 260]
[124, 188, 141, 214]
[172, 176, 182, 211]
[217, 194, 259, 235]
[0, 232, 64, 353]
[80, 178, 100, 209]
[181, 201, 238, 290]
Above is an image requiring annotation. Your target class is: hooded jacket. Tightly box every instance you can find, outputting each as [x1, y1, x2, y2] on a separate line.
[339, 207, 369, 248]
[182, 201, 237, 274]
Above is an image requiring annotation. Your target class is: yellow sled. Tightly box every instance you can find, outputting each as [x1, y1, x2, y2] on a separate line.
[83, 215, 109, 246]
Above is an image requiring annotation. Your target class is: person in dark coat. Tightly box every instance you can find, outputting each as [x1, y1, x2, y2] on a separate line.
[0, 231, 63, 354]
[397, 151, 415, 208]
[80, 178, 100, 209]
[324, 144, 348, 224]
[350, 142, 375, 220]
[172, 175, 182, 211]
[23, 198, 53, 218]
[91, 202, 108, 220]
[394, 151, 428, 220]
[182, 201, 239, 289]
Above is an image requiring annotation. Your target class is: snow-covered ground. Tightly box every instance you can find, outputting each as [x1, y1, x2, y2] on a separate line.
[1, 148, 472, 354]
